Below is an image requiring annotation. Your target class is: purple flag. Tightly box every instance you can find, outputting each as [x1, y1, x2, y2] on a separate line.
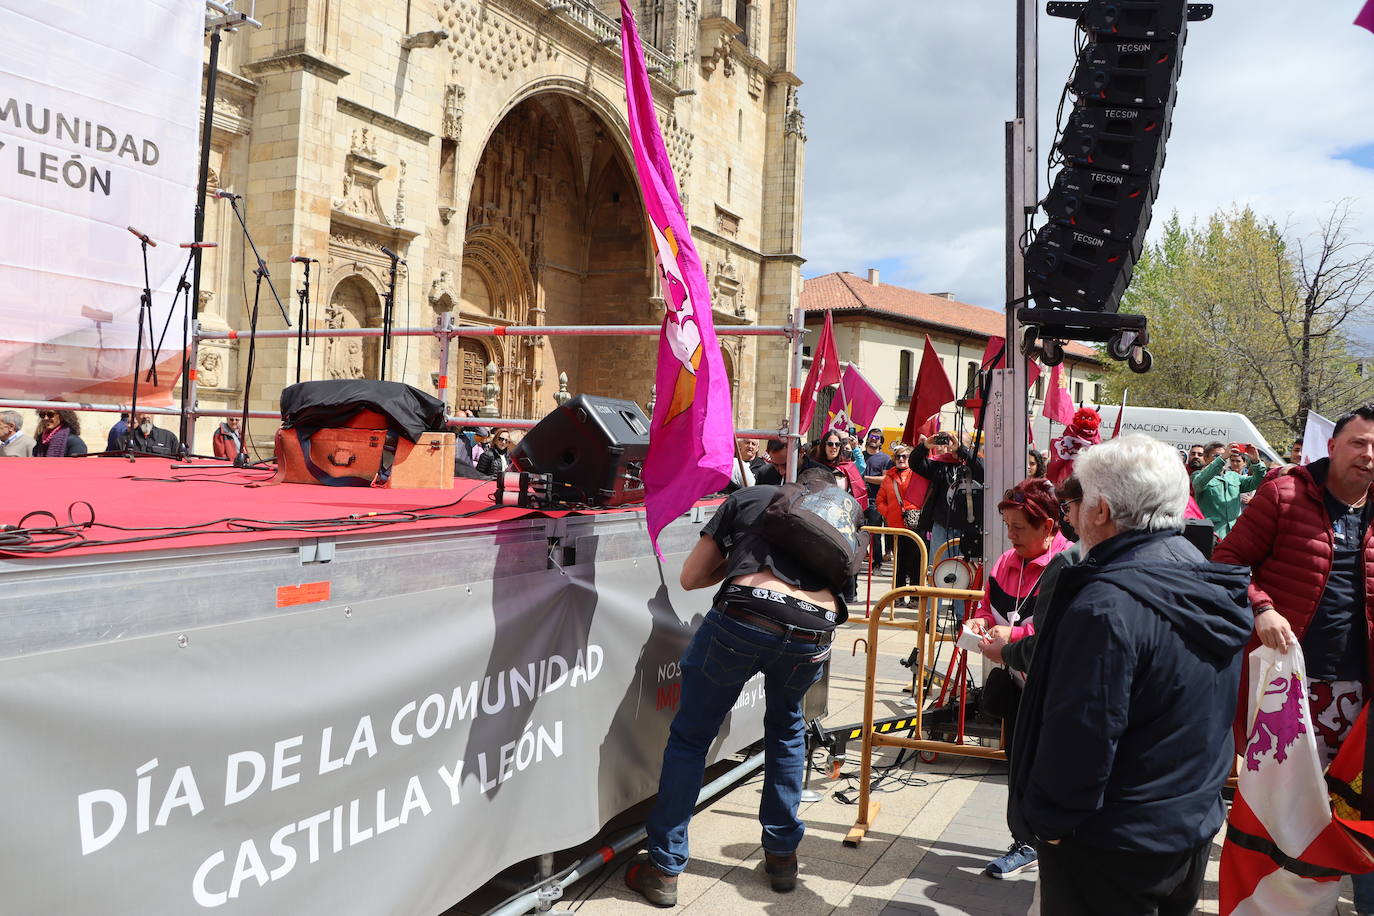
[825, 365, 884, 437]
[1359, 0, 1374, 33]
[619, 0, 734, 556]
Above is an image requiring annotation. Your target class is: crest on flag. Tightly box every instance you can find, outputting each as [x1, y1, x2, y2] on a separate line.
[825, 365, 884, 437]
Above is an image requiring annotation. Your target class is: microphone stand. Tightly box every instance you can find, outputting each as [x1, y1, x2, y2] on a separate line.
[223, 195, 292, 468]
[294, 259, 314, 384]
[124, 234, 157, 461]
[380, 246, 403, 380]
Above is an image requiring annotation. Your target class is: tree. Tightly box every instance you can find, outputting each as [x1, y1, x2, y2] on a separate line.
[1101, 204, 1374, 444]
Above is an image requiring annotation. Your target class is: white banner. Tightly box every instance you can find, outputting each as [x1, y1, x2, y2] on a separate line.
[0, 0, 202, 402]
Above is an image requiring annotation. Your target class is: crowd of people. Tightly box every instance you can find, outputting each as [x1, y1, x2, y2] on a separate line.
[632, 411, 1369, 916]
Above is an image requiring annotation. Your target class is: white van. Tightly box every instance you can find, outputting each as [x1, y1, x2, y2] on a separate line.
[1032, 406, 1283, 464]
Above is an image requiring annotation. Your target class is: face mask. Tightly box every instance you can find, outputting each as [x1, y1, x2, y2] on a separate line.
[139, 420, 153, 435]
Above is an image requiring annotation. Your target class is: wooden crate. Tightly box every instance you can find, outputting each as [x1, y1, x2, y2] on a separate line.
[389, 432, 455, 490]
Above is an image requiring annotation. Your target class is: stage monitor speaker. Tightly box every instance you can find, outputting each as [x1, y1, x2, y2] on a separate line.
[510, 394, 650, 507]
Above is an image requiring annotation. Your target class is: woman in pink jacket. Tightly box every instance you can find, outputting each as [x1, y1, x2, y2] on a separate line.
[969, 477, 1071, 652]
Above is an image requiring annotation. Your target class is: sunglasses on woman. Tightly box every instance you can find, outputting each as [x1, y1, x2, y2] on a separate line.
[823, 440, 841, 448]
[38, 411, 56, 419]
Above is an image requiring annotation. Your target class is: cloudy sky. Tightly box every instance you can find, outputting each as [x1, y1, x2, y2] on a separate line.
[796, 2, 1374, 329]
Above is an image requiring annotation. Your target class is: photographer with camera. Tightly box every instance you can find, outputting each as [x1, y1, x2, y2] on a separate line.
[1191, 440, 1266, 538]
[910, 430, 983, 558]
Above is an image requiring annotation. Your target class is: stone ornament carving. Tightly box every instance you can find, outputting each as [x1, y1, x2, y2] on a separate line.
[702, 31, 734, 77]
[440, 0, 558, 75]
[442, 84, 466, 142]
[428, 269, 456, 306]
[333, 144, 390, 225]
[784, 86, 807, 140]
[394, 159, 407, 224]
[747, 68, 764, 100]
[322, 302, 366, 380]
[197, 348, 224, 389]
[351, 128, 377, 156]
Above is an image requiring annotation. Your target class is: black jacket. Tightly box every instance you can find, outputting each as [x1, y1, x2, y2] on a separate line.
[1007, 528, 1250, 854]
[476, 447, 509, 477]
[125, 426, 180, 456]
[909, 443, 982, 537]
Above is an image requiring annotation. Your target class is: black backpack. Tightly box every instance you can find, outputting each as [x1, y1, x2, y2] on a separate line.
[757, 480, 869, 589]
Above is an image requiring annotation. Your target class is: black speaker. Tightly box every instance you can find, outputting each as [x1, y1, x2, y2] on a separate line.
[1183, 517, 1215, 559]
[1024, 222, 1136, 312]
[510, 394, 651, 507]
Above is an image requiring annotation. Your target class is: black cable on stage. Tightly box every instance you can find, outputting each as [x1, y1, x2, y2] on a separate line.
[0, 480, 508, 555]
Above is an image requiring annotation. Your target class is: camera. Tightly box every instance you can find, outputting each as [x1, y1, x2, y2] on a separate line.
[931, 433, 954, 446]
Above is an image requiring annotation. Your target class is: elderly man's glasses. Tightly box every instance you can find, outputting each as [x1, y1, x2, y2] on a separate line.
[1060, 498, 1080, 513]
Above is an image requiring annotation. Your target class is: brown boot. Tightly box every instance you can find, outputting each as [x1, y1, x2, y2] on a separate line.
[626, 853, 678, 907]
[764, 851, 798, 892]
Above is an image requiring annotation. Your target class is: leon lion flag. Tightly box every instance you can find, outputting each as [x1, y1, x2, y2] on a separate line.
[826, 365, 884, 437]
[619, 0, 734, 555]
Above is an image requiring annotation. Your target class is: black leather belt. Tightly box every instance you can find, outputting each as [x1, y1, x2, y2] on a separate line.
[722, 606, 832, 644]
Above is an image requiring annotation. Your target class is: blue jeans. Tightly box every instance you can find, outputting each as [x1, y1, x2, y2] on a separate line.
[1356, 870, 1374, 912]
[645, 608, 829, 876]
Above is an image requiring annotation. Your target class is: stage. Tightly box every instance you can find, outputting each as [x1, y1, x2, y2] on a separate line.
[0, 457, 782, 916]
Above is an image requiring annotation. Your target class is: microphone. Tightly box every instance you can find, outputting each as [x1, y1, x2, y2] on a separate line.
[214, 189, 241, 200]
[380, 246, 405, 263]
[290, 256, 319, 264]
[127, 226, 156, 247]
[179, 241, 218, 249]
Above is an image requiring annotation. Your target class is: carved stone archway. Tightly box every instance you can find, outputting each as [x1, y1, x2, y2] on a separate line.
[322, 275, 381, 380]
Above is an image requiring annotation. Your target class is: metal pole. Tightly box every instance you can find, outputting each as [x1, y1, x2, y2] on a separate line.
[196, 324, 796, 341]
[436, 311, 455, 408]
[785, 306, 805, 482]
[186, 26, 222, 454]
[985, 0, 1038, 569]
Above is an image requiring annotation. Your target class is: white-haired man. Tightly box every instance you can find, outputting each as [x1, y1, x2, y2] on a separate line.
[0, 410, 34, 457]
[1007, 434, 1251, 915]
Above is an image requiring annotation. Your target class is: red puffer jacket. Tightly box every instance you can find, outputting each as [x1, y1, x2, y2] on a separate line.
[1213, 461, 1374, 647]
[1213, 461, 1374, 743]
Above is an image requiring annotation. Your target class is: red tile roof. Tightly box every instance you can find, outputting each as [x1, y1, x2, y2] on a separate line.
[801, 272, 1099, 362]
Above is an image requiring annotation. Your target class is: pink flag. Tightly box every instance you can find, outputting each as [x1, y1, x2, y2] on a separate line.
[1041, 363, 1076, 426]
[1358, 0, 1374, 33]
[619, 0, 734, 555]
[825, 365, 884, 436]
[799, 310, 841, 433]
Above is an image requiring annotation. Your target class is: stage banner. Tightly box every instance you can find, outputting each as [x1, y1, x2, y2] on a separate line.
[0, 0, 201, 402]
[0, 558, 764, 914]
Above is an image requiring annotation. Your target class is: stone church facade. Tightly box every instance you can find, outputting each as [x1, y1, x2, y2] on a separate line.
[189, 0, 805, 449]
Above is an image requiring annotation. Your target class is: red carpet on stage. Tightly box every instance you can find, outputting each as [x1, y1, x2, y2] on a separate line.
[0, 457, 625, 557]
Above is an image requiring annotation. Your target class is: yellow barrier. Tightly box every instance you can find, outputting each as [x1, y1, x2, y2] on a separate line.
[843, 581, 994, 848]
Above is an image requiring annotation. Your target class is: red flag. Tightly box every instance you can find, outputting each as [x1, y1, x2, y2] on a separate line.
[902, 335, 955, 446]
[1111, 388, 1128, 438]
[798, 310, 841, 433]
[1358, 0, 1374, 33]
[974, 335, 1043, 425]
[979, 336, 1042, 387]
[1041, 363, 1075, 426]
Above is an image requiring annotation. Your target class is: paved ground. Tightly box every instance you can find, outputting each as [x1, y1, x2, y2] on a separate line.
[453, 562, 1362, 915]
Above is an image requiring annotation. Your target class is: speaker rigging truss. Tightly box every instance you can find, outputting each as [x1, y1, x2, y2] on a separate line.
[1019, 0, 1211, 375]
